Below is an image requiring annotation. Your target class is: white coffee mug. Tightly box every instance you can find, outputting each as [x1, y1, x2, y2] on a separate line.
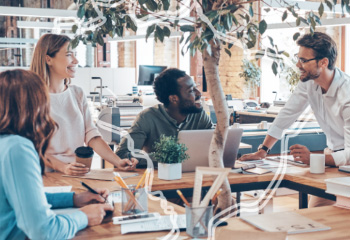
[310, 154, 325, 174]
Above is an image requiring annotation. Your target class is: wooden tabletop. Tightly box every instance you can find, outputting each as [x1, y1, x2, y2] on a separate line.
[43, 165, 350, 194]
[43, 167, 350, 239]
[221, 206, 350, 240]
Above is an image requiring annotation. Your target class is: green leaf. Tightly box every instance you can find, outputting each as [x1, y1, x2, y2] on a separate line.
[180, 25, 195, 32]
[224, 48, 231, 57]
[71, 37, 79, 49]
[325, 0, 333, 10]
[139, 0, 147, 4]
[282, 10, 288, 21]
[96, 33, 104, 47]
[125, 15, 137, 32]
[205, 10, 218, 19]
[77, 5, 85, 19]
[247, 40, 255, 49]
[296, 17, 301, 26]
[228, 43, 233, 49]
[318, 3, 324, 17]
[293, 32, 300, 41]
[146, 24, 156, 41]
[72, 25, 78, 34]
[146, 0, 158, 11]
[282, 52, 290, 58]
[268, 36, 274, 47]
[156, 25, 164, 42]
[259, 20, 267, 35]
[333, 0, 337, 4]
[249, 4, 254, 17]
[179, 34, 184, 43]
[161, 0, 170, 10]
[272, 61, 278, 75]
[267, 48, 276, 54]
[163, 26, 171, 37]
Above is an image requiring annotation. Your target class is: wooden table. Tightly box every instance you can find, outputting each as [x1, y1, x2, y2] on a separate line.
[44, 165, 350, 210]
[43, 174, 350, 239]
[221, 206, 350, 240]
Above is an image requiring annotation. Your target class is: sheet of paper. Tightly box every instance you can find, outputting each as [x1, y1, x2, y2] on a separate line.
[62, 169, 138, 181]
[121, 214, 186, 234]
[241, 211, 331, 234]
[108, 191, 121, 203]
[44, 186, 72, 193]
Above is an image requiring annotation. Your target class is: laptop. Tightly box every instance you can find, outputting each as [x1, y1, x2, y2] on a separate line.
[179, 128, 243, 172]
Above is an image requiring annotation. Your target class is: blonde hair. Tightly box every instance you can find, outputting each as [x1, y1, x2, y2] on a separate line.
[30, 33, 71, 86]
[0, 69, 57, 174]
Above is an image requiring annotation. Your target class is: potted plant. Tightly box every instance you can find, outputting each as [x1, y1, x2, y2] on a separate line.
[154, 135, 189, 180]
[239, 59, 262, 99]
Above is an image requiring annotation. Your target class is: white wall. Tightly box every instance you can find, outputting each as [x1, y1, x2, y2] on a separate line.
[71, 67, 136, 96]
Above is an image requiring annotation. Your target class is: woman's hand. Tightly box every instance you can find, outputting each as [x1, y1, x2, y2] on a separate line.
[73, 188, 109, 207]
[115, 158, 138, 171]
[63, 162, 89, 176]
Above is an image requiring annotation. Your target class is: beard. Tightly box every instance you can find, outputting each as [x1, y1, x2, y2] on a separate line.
[300, 66, 321, 82]
[178, 97, 203, 114]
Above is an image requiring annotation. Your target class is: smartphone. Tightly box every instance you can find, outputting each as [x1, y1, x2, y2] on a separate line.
[113, 212, 160, 224]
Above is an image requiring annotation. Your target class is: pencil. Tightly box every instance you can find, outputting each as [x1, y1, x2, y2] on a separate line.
[176, 190, 190, 207]
[212, 188, 222, 203]
[136, 169, 148, 189]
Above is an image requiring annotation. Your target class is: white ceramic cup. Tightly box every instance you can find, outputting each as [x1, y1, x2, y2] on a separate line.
[310, 154, 325, 174]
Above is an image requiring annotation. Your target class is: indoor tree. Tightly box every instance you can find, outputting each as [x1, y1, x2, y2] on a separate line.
[72, 0, 344, 215]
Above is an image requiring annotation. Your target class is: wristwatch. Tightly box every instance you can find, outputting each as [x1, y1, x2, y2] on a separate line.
[258, 144, 271, 154]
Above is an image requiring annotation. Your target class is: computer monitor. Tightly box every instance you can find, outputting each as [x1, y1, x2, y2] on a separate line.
[138, 65, 167, 86]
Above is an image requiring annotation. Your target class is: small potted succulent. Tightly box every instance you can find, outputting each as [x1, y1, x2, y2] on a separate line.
[154, 135, 189, 180]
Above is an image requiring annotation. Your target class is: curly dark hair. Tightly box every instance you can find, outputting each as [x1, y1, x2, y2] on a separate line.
[297, 32, 337, 70]
[153, 68, 187, 106]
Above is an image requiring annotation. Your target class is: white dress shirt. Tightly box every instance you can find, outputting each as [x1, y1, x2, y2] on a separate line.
[268, 68, 350, 166]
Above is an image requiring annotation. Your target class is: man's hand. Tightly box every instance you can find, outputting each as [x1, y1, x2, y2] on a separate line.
[290, 144, 311, 164]
[116, 158, 138, 171]
[73, 188, 109, 208]
[80, 203, 114, 226]
[239, 150, 267, 161]
[64, 162, 89, 176]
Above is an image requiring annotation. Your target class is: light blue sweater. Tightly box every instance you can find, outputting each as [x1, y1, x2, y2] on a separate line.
[0, 135, 88, 239]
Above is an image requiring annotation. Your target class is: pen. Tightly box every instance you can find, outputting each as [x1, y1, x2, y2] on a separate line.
[81, 181, 107, 202]
[81, 181, 99, 194]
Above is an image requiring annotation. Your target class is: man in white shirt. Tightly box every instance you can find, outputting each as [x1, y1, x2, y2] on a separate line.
[240, 32, 350, 207]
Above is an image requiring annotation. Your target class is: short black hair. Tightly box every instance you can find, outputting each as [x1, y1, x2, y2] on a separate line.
[297, 32, 337, 70]
[153, 68, 187, 106]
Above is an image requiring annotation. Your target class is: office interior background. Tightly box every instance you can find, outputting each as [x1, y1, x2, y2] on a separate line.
[2, 0, 350, 105]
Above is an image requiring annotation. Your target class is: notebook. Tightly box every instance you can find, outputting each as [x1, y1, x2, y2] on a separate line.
[179, 128, 243, 172]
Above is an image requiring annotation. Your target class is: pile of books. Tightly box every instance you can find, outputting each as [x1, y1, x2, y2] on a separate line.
[325, 176, 350, 209]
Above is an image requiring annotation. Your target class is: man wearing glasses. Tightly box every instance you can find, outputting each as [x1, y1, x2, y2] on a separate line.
[240, 32, 350, 207]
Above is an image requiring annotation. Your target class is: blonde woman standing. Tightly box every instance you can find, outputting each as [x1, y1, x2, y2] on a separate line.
[31, 34, 137, 175]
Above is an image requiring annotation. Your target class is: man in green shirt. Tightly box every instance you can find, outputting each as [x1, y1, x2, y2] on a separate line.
[116, 68, 213, 165]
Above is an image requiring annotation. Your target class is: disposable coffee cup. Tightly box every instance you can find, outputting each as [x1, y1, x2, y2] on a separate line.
[310, 154, 325, 174]
[75, 146, 94, 170]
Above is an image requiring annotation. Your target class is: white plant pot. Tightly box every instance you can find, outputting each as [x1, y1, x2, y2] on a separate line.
[158, 163, 182, 180]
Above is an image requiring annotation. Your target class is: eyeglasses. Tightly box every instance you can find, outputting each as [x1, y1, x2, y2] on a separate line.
[294, 55, 321, 64]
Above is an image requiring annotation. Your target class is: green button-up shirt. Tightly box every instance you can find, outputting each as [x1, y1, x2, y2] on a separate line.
[116, 104, 213, 161]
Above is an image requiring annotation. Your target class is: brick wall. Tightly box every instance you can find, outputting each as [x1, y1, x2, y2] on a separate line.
[154, 38, 177, 67]
[218, 45, 245, 98]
